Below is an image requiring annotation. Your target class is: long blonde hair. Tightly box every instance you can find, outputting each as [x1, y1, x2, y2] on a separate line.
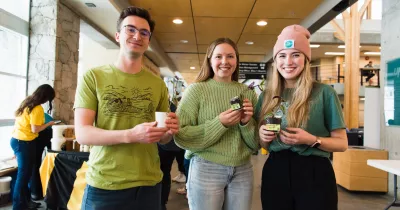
[195, 38, 240, 83]
[259, 58, 314, 128]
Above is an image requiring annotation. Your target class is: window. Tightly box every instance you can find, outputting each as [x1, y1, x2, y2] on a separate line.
[0, 2, 30, 159]
[0, 126, 15, 159]
[0, 27, 28, 120]
[0, 0, 30, 22]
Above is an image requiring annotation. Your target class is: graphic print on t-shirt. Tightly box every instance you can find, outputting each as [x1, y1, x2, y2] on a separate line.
[102, 85, 155, 120]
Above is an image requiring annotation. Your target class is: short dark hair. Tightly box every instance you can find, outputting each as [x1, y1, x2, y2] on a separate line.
[116, 6, 155, 33]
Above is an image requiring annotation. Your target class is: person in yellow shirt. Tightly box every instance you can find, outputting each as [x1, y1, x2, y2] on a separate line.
[10, 84, 55, 210]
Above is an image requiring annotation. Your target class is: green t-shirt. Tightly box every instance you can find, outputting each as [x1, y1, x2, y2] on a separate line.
[255, 82, 345, 158]
[74, 65, 169, 190]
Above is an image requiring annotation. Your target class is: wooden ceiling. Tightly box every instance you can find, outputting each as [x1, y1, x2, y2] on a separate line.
[128, 0, 324, 74]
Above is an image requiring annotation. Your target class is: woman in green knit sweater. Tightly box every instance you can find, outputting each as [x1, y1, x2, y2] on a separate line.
[174, 38, 258, 210]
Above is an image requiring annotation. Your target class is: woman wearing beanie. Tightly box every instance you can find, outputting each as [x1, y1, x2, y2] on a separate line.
[175, 38, 258, 210]
[255, 25, 348, 210]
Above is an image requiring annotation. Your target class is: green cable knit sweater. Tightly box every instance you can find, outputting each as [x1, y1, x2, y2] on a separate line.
[175, 79, 259, 166]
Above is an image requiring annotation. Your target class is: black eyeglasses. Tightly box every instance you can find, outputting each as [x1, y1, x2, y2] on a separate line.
[122, 25, 152, 39]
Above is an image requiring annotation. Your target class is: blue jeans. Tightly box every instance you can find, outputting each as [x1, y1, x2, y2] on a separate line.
[187, 156, 253, 210]
[184, 157, 190, 184]
[81, 183, 162, 210]
[10, 137, 36, 210]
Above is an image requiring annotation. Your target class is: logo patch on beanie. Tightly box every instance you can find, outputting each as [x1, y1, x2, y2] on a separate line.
[284, 40, 294, 49]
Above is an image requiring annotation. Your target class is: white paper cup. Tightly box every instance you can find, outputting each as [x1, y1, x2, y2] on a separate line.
[83, 145, 90, 152]
[155, 112, 168, 128]
[51, 138, 66, 151]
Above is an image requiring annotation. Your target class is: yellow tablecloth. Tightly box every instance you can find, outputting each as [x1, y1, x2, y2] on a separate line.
[40, 151, 88, 210]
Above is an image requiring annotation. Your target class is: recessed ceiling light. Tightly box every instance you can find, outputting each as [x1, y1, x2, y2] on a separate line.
[190, 66, 196, 70]
[310, 44, 320, 48]
[325, 52, 345, 55]
[256, 20, 268, 26]
[245, 41, 254, 45]
[180, 40, 188, 43]
[364, 52, 381, 55]
[173, 19, 183, 24]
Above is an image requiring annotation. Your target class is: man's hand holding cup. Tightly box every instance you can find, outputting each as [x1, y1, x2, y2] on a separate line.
[156, 112, 179, 135]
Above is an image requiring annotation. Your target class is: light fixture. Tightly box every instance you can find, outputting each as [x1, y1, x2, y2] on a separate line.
[180, 40, 188, 43]
[256, 20, 268, 26]
[310, 44, 320, 48]
[85, 3, 96, 7]
[173, 19, 183, 24]
[190, 66, 196, 70]
[364, 52, 381, 55]
[325, 52, 345, 55]
[245, 41, 254, 45]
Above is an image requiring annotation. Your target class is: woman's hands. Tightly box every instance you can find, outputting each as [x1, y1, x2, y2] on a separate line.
[279, 127, 316, 146]
[259, 125, 277, 143]
[219, 109, 241, 127]
[219, 98, 254, 127]
[240, 99, 253, 125]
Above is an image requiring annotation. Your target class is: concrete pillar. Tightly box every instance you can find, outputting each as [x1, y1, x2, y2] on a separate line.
[29, 0, 79, 124]
[381, 0, 400, 199]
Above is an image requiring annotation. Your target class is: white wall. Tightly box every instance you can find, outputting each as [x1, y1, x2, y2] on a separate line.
[78, 33, 119, 80]
[78, 33, 161, 80]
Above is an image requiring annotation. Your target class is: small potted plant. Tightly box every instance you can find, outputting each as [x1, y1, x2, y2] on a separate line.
[263, 96, 285, 133]
[230, 96, 243, 110]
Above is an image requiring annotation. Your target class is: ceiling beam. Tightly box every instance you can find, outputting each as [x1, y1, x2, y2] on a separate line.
[302, 0, 357, 34]
[265, 0, 358, 62]
[359, 0, 372, 22]
[330, 19, 345, 42]
[366, 1, 372, 19]
[333, 32, 345, 42]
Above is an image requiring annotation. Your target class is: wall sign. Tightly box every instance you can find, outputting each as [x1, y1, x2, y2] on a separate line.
[384, 57, 400, 126]
[239, 62, 267, 80]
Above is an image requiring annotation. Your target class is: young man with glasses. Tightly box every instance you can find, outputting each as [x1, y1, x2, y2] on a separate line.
[74, 6, 179, 210]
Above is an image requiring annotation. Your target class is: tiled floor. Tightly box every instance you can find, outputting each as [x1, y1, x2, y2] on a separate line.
[0, 154, 394, 210]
